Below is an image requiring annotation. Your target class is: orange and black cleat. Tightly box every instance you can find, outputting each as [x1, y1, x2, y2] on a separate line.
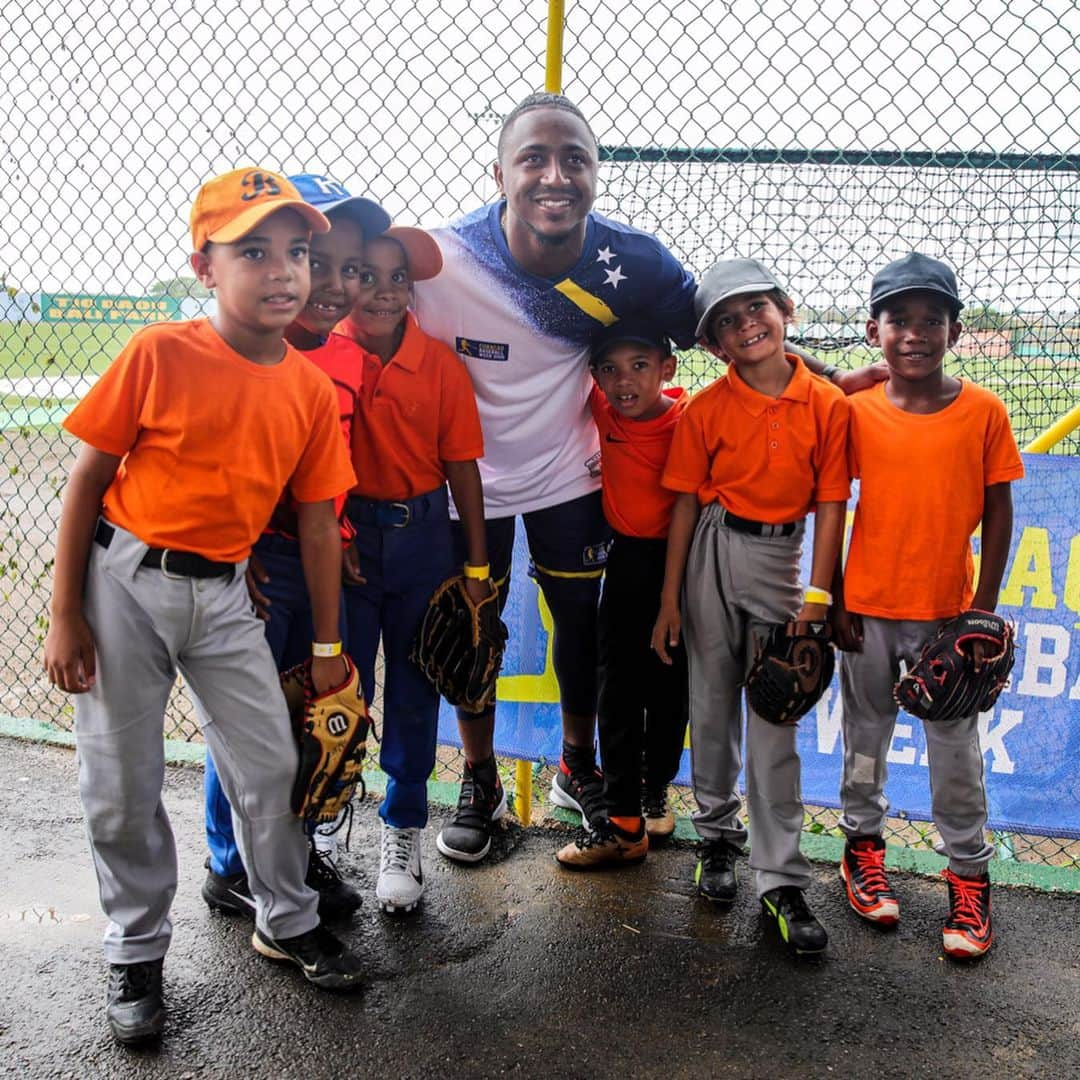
[841, 835, 900, 926]
[942, 868, 993, 959]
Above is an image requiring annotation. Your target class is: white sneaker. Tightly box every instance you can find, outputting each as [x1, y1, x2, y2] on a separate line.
[376, 824, 424, 914]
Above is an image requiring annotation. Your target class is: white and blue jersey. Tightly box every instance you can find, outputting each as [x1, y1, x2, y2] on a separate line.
[414, 202, 697, 517]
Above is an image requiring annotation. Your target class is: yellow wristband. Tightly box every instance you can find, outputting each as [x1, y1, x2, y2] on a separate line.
[463, 563, 491, 581]
[804, 587, 833, 606]
[312, 641, 343, 658]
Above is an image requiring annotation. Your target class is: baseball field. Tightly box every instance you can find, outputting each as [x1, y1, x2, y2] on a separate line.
[3, 320, 1077, 453]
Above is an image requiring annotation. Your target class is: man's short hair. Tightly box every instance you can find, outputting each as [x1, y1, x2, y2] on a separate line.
[497, 92, 599, 159]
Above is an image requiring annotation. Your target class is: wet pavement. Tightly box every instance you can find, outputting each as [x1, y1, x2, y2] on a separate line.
[1, 737, 1078, 1079]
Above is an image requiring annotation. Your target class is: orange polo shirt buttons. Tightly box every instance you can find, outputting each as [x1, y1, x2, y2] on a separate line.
[662, 353, 851, 524]
[343, 312, 484, 502]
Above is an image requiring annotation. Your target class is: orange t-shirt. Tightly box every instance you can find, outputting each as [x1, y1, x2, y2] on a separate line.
[590, 385, 688, 539]
[339, 312, 484, 501]
[662, 354, 851, 522]
[266, 332, 363, 539]
[63, 319, 356, 563]
[844, 379, 1024, 620]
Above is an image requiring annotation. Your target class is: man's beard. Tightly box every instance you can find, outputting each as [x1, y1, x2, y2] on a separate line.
[524, 218, 582, 248]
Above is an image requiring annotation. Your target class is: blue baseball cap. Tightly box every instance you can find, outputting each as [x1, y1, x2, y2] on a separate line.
[288, 173, 391, 238]
[869, 253, 963, 317]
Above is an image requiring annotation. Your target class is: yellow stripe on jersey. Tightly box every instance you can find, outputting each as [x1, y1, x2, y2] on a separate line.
[554, 279, 618, 326]
[531, 560, 605, 580]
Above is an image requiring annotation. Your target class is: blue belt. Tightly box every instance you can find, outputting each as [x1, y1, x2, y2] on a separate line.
[347, 486, 447, 530]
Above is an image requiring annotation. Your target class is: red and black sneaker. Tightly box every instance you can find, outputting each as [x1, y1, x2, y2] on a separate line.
[942, 868, 993, 959]
[549, 758, 606, 831]
[841, 835, 900, 926]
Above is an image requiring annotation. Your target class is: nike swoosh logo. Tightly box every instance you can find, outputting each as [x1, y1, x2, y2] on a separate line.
[605, 433, 626, 443]
[229, 889, 256, 909]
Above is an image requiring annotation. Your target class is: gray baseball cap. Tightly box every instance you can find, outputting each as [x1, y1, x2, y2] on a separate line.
[694, 258, 786, 342]
[869, 253, 963, 317]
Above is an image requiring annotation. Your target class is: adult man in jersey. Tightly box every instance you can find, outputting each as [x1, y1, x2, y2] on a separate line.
[413, 93, 879, 863]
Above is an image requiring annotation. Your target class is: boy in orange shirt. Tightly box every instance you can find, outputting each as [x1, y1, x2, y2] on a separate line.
[833, 253, 1023, 959]
[336, 229, 490, 909]
[201, 173, 392, 923]
[555, 318, 689, 869]
[44, 169, 364, 1045]
[653, 258, 850, 956]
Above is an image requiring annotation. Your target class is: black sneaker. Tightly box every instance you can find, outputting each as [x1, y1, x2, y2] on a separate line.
[695, 838, 740, 904]
[549, 761, 606, 831]
[252, 923, 364, 991]
[436, 758, 508, 863]
[106, 958, 164, 1045]
[202, 859, 256, 918]
[306, 846, 362, 922]
[760, 886, 829, 956]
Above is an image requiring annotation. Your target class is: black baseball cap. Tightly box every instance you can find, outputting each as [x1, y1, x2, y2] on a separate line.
[590, 317, 672, 364]
[869, 253, 964, 318]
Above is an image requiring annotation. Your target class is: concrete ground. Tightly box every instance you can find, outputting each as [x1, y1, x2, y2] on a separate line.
[1, 738, 1078, 1080]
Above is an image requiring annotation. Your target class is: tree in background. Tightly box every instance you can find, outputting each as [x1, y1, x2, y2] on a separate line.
[149, 275, 210, 299]
[963, 303, 1014, 331]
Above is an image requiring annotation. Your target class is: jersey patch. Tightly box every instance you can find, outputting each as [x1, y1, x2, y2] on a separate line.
[456, 337, 509, 362]
[582, 540, 611, 568]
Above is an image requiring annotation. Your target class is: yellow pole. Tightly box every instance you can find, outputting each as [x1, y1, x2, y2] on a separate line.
[1024, 403, 1080, 453]
[545, 0, 565, 93]
[515, 758, 533, 825]
[505, 0, 567, 829]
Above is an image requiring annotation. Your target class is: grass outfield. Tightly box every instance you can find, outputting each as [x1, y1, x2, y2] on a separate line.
[0, 321, 134, 378]
[1, 321, 1076, 451]
[674, 345, 1078, 453]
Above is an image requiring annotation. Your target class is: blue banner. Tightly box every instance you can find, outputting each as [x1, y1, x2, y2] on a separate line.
[438, 453, 1080, 838]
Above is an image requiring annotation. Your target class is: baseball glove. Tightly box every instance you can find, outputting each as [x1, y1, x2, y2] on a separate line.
[746, 621, 836, 725]
[894, 609, 1015, 723]
[411, 575, 508, 714]
[284, 656, 370, 824]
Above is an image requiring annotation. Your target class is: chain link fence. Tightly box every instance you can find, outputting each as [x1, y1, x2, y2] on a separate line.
[2, 1, 1077, 868]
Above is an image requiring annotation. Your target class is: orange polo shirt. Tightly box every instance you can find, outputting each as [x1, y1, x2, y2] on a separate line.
[662, 354, 850, 522]
[340, 312, 484, 501]
[845, 379, 1024, 620]
[63, 319, 356, 563]
[590, 385, 688, 539]
[265, 332, 363, 539]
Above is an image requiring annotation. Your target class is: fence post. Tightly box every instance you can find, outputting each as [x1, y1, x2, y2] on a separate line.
[545, 0, 565, 93]
[506, 0, 569, 829]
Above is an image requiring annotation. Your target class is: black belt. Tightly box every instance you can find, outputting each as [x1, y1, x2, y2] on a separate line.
[94, 521, 235, 579]
[716, 505, 801, 538]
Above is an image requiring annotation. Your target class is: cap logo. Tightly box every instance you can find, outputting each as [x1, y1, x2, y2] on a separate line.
[309, 176, 349, 198]
[240, 171, 283, 201]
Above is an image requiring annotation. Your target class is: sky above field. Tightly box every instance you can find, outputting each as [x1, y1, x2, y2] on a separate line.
[1, 0, 1076, 309]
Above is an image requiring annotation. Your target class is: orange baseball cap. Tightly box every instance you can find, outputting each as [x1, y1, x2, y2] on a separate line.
[190, 167, 331, 251]
[382, 226, 443, 281]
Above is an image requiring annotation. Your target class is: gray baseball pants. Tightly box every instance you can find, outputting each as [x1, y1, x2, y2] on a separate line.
[839, 615, 993, 876]
[75, 520, 319, 964]
[684, 504, 811, 897]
